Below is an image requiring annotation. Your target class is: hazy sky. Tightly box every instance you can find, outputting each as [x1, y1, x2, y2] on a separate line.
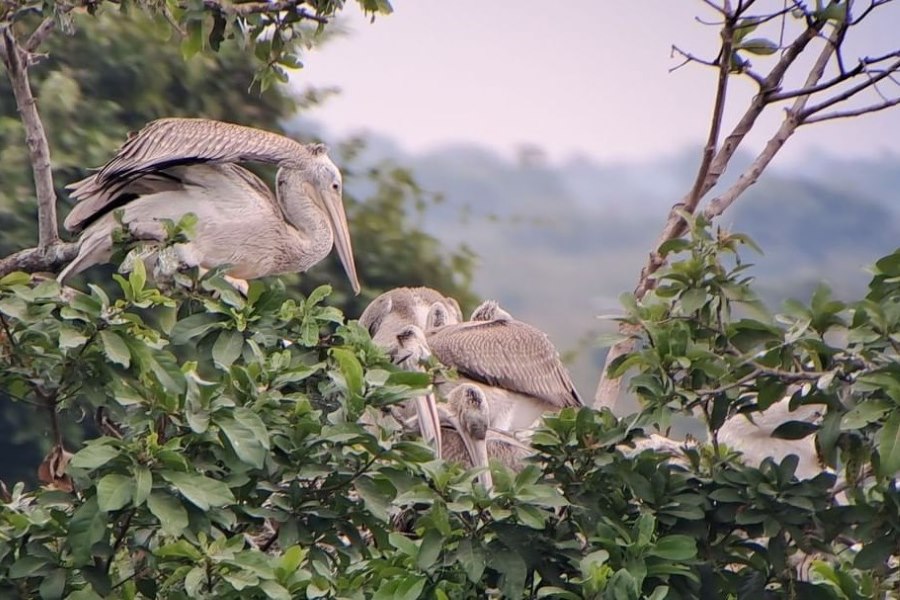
[296, 1, 900, 164]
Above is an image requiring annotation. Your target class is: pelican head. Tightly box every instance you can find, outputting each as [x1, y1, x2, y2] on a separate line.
[277, 145, 360, 294]
[389, 325, 431, 367]
[470, 300, 512, 322]
[446, 384, 493, 489]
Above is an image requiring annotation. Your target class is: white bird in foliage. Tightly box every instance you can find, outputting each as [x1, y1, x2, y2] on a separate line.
[59, 118, 360, 294]
[718, 399, 825, 480]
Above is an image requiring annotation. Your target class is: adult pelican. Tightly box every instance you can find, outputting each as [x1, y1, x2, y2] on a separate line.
[59, 118, 360, 293]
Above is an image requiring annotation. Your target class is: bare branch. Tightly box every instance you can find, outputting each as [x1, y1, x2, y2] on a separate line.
[802, 97, 900, 123]
[0, 243, 78, 278]
[201, 0, 329, 22]
[0, 27, 60, 248]
[706, 20, 844, 220]
[800, 57, 900, 120]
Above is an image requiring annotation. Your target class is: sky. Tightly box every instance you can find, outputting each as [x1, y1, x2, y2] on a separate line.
[295, 0, 900, 165]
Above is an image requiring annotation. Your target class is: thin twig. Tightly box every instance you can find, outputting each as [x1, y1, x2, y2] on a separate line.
[803, 97, 900, 123]
[799, 57, 900, 119]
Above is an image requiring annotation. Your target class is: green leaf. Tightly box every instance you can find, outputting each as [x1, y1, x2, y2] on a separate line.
[97, 473, 134, 512]
[147, 492, 189, 536]
[38, 568, 66, 600]
[170, 312, 225, 345]
[493, 549, 527, 599]
[331, 347, 364, 396]
[260, 580, 291, 600]
[8, 555, 49, 578]
[456, 539, 485, 582]
[373, 575, 426, 600]
[212, 329, 244, 368]
[385, 370, 432, 388]
[67, 497, 107, 566]
[184, 565, 204, 596]
[181, 19, 204, 60]
[156, 540, 202, 561]
[134, 466, 152, 506]
[737, 38, 778, 55]
[416, 528, 443, 570]
[218, 408, 269, 469]
[680, 288, 707, 313]
[771, 420, 818, 440]
[70, 443, 120, 470]
[59, 324, 88, 349]
[842, 400, 890, 430]
[854, 535, 894, 569]
[877, 411, 900, 478]
[161, 470, 235, 510]
[99, 330, 131, 368]
[648, 535, 697, 560]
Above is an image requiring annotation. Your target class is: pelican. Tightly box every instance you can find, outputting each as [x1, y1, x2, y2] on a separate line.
[718, 399, 825, 480]
[359, 287, 463, 456]
[58, 118, 360, 294]
[439, 384, 532, 488]
[427, 300, 584, 433]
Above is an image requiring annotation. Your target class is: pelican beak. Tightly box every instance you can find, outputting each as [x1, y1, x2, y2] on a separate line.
[457, 425, 492, 490]
[415, 392, 443, 459]
[322, 186, 360, 295]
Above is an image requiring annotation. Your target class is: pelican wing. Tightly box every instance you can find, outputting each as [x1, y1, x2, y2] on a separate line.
[65, 118, 306, 232]
[427, 320, 583, 408]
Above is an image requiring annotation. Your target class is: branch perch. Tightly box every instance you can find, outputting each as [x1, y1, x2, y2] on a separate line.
[0, 26, 60, 249]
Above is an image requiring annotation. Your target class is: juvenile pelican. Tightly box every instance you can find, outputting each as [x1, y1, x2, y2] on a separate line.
[428, 300, 584, 432]
[360, 287, 462, 456]
[59, 118, 360, 293]
[440, 384, 532, 489]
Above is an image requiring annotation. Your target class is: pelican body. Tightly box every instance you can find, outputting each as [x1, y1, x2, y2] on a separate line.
[428, 300, 583, 432]
[60, 118, 360, 293]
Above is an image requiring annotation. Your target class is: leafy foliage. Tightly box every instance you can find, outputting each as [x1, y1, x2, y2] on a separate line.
[2, 225, 899, 598]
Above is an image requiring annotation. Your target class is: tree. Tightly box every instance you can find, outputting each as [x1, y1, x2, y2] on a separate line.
[594, 0, 900, 409]
[2, 1, 900, 599]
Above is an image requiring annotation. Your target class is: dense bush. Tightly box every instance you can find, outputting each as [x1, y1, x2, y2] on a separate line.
[1, 223, 898, 599]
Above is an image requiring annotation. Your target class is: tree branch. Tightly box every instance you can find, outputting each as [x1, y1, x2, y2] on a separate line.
[0, 243, 79, 278]
[802, 96, 900, 123]
[0, 26, 60, 249]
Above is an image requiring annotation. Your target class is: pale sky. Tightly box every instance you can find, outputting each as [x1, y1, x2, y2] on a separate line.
[295, 0, 900, 165]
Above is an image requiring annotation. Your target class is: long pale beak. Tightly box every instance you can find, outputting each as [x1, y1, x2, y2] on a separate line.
[460, 429, 492, 490]
[322, 188, 360, 295]
[415, 392, 443, 459]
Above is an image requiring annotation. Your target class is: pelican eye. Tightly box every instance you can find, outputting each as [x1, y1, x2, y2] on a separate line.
[331, 182, 340, 191]
[396, 328, 416, 342]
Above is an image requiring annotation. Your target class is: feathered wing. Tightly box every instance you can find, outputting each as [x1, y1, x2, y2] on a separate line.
[427, 320, 583, 408]
[65, 118, 307, 233]
[59, 164, 278, 281]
